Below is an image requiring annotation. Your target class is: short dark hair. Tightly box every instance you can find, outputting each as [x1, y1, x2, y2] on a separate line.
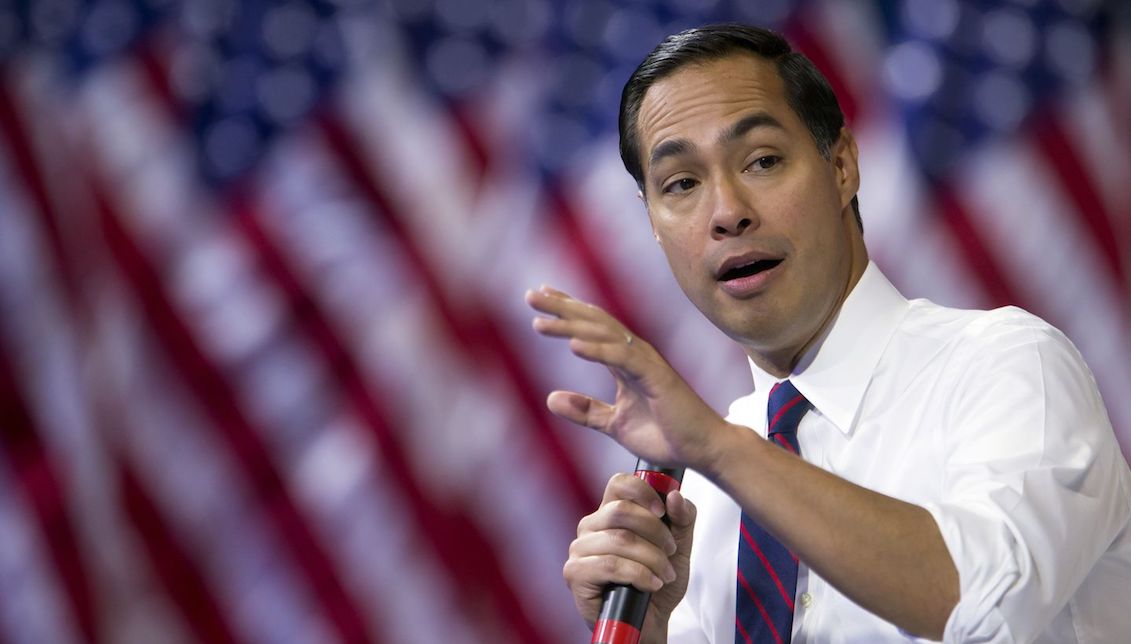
[618, 23, 861, 229]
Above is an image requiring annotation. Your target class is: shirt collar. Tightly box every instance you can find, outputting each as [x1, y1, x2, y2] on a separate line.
[747, 261, 910, 435]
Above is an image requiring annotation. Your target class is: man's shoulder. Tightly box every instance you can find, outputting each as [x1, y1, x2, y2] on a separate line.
[899, 299, 1075, 356]
[880, 300, 1093, 402]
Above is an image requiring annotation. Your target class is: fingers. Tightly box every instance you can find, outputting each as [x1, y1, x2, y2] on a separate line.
[546, 391, 614, 431]
[527, 287, 632, 341]
[564, 474, 682, 597]
[531, 316, 617, 342]
[665, 490, 697, 530]
[587, 474, 678, 554]
[565, 533, 675, 594]
[527, 285, 645, 377]
[664, 490, 697, 556]
[564, 475, 698, 627]
[600, 473, 665, 515]
[525, 286, 605, 322]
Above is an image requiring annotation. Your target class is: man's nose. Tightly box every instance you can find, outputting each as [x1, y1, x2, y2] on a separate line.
[709, 176, 757, 238]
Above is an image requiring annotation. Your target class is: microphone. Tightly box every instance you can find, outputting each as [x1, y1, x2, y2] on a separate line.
[590, 459, 685, 644]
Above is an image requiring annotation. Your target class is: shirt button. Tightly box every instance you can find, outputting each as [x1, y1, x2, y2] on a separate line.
[800, 592, 814, 608]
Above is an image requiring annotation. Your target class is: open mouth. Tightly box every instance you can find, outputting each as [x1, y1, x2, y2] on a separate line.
[719, 258, 782, 281]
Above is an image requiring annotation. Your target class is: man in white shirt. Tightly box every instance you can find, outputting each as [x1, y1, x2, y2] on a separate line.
[526, 23, 1131, 643]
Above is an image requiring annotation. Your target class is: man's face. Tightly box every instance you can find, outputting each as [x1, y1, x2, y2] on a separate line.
[636, 53, 866, 374]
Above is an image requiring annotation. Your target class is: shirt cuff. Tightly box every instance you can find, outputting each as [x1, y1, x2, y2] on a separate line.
[922, 500, 1021, 643]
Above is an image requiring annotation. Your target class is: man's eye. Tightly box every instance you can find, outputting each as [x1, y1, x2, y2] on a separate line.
[664, 177, 698, 194]
[749, 155, 781, 171]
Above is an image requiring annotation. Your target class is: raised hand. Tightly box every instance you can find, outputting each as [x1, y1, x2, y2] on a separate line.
[526, 285, 727, 471]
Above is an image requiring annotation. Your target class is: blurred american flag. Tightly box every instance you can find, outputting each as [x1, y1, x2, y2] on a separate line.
[0, 0, 1128, 642]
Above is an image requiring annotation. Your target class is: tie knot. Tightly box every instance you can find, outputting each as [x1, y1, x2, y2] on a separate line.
[767, 380, 811, 438]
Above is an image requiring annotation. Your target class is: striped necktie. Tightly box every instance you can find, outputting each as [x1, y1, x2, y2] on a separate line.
[735, 380, 811, 644]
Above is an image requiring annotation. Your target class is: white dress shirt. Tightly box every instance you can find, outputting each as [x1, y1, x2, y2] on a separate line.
[668, 262, 1131, 643]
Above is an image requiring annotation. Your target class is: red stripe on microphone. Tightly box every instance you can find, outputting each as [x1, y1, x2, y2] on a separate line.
[591, 618, 642, 644]
[634, 470, 681, 496]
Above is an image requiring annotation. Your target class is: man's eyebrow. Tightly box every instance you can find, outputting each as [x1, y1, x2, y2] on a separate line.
[648, 138, 695, 170]
[717, 112, 785, 146]
[647, 113, 786, 171]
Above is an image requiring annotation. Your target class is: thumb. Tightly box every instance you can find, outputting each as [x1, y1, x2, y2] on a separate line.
[665, 490, 696, 550]
[546, 390, 615, 432]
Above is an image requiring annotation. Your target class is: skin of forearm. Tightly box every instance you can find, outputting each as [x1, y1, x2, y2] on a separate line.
[699, 420, 960, 639]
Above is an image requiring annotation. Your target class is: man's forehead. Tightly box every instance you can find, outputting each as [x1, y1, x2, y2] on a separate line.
[637, 54, 792, 160]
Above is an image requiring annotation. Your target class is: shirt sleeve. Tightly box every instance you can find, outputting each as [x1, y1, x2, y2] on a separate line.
[920, 309, 1131, 643]
[666, 466, 717, 644]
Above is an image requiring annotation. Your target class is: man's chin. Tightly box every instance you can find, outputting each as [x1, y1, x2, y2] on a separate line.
[715, 316, 780, 349]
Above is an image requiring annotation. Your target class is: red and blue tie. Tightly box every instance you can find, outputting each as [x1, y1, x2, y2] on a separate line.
[735, 380, 811, 644]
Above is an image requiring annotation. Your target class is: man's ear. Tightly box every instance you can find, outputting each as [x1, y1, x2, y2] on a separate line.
[638, 189, 662, 246]
[833, 127, 861, 210]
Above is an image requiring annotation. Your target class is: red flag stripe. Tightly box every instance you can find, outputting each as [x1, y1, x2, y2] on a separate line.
[448, 100, 493, 190]
[1, 70, 245, 644]
[0, 344, 99, 644]
[0, 80, 101, 642]
[785, 7, 1033, 326]
[0, 75, 87, 322]
[103, 52, 548, 641]
[785, 15, 861, 126]
[1029, 109, 1126, 288]
[231, 197, 554, 643]
[1, 71, 236, 644]
[425, 77, 652, 339]
[933, 185, 1019, 310]
[117, 461, 244, 644]
[316, 113, 598, 516]
[544, 184, 651, 338]
[91, 184, 374, 644]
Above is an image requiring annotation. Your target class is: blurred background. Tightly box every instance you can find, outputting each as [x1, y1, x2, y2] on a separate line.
[0, 0, 1128, 642]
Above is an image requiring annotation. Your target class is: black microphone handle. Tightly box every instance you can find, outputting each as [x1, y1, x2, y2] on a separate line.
[590, 459, 685, 644]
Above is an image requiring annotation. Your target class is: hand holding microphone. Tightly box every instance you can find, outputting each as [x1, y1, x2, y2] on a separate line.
[591, 460, 685, 644]
[563, 465, 696, 644]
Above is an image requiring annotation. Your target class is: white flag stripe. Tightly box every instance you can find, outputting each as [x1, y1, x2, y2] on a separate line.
[2, 4, 1128, 643]
[0, 462, 81, 644]
[105, 331, 336, 644]
[73, 58, 412, 642]
[959, 138, 1131, 449]
[0, 173, 84, 644]
[255, 122, 596, 640]
[1060, 86, 1131, 280]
